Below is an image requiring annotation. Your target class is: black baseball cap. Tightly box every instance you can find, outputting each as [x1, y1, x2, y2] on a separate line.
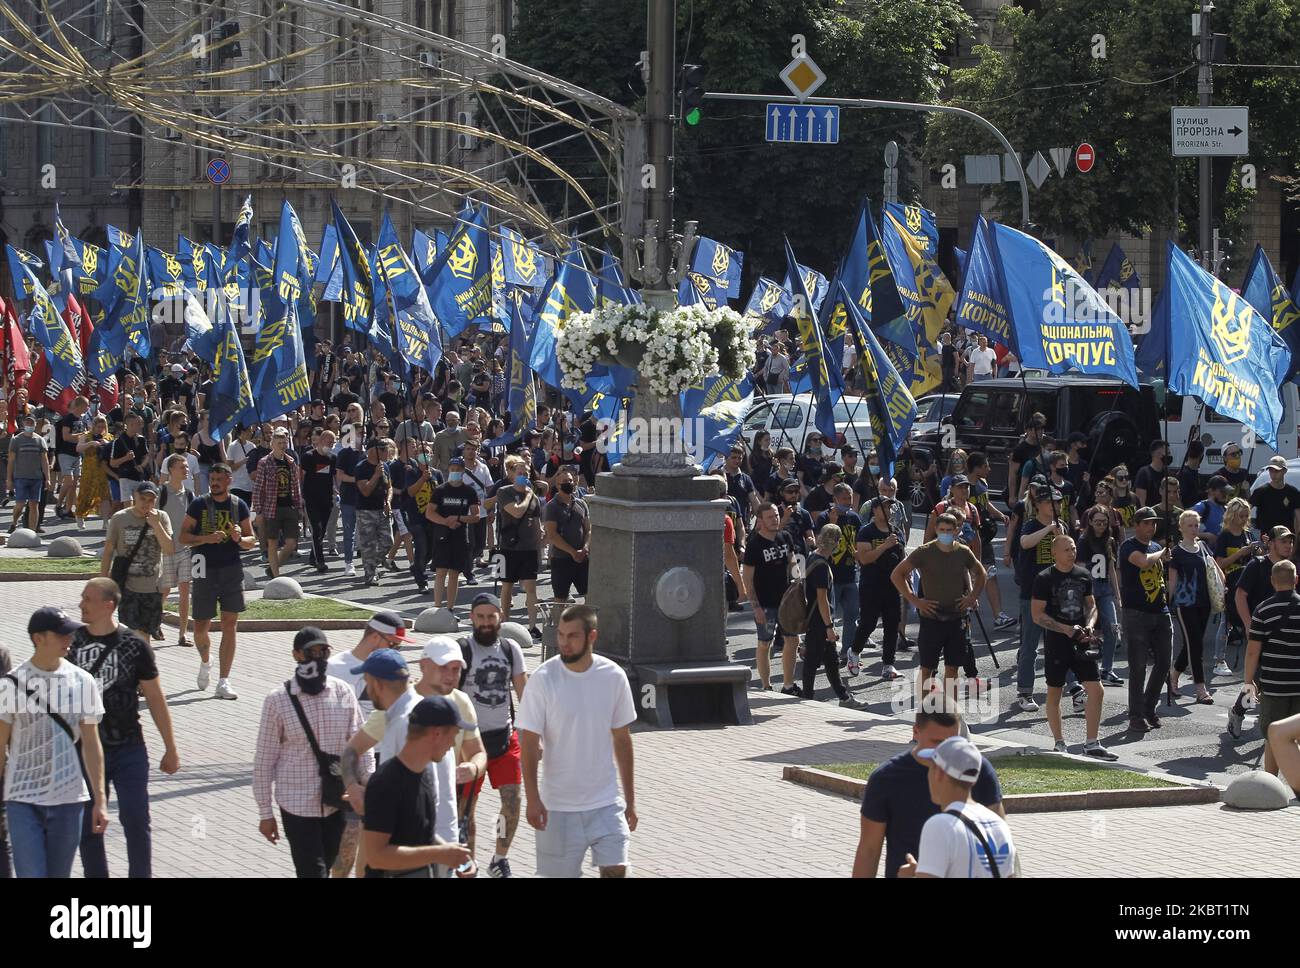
[293, 626, 329, 653]
[134, 481, 159, 497]
[1133, 506, 1159, 524]
[470, 592, 501, 611]
[28, 606, 84, 636]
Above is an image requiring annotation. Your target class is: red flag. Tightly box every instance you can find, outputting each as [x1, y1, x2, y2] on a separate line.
[0, 295, 31, 386]
[96, 372, 120, 412]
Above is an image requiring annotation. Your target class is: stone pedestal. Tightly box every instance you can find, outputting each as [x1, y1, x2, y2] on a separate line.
[586, 471, 752, 728]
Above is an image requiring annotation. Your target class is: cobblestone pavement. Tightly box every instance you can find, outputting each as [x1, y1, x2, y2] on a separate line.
[2, 513, 1291, 877]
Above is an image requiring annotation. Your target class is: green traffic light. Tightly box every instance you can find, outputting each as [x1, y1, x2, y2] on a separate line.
[685, 107, 701, 126]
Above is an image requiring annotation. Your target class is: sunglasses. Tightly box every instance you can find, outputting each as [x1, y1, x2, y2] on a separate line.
[1115, 475, 1129, 482]
[300, 644, 332, 660]
[1270, 467, 1286, 473]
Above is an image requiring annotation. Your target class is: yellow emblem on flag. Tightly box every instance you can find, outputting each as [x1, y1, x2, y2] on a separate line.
[512, 240, 538, 284]
[82, 245, 98, 276]
[1210, 286, 1252, 365]
[759, 281, 781, 313]
[447, 233, 478, 281]
[711, 244, 731, 279]
[905, 205, 923, 235]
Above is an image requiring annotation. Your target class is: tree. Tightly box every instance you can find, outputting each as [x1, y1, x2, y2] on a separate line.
[925, 0, 1300, 256]
[503, 0, 974, 280]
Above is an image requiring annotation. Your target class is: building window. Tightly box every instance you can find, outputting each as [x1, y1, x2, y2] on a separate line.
[444, 0, 455, 36]
[334, 100, 373, 161]
[91, 129, 109, 177]
[498, 0, 513, 35]
[36, 104, 54, 169]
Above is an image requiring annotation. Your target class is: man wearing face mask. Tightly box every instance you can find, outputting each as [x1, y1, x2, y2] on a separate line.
[431, 409, 469, 475]
[543, 469, 591, 602]
[495, 458, 544, 638]
[855, 495, 908, 680]
[1219, 442, 1252, 501]
[426, 456, 480, 608]
[816, 483, 862, 672]
[252, 627, 368, 878]
[7, 414, 49, 532]
[299, 429, 338, 573]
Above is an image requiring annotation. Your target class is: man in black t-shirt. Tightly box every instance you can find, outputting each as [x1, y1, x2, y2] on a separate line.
[54, 395, 89, 518]
[109, 412, 148, 507]
[854, 495, 907, 679]
[425, 457, 480, 608]
[300, 429, 339, 572]
[1007, 413, 1046, 506]
[71, 577, 181, 878]
[354, 438, 395, 587]
[1031, 535, 1115, 760]
[742, 503, 799, 695]
[362, 696, 472, 878]
[391, 437, 441, 593]
[1235, 527, 1295, 632]
[1252, 456, 1300, 540]
[181, 464, 255, 700]
[1133, 440, 1170, 507]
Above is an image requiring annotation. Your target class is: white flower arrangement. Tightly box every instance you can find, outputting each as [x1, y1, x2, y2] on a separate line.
[557, 302, 756, 399]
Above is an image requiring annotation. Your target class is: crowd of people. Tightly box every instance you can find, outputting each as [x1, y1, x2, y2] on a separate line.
[3, 314, 1300, 879]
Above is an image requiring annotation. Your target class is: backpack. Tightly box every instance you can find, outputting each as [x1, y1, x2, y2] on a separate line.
[457, 636, 518, 759]
[159, 485, 194, 511]
[777, 556, 829, 635]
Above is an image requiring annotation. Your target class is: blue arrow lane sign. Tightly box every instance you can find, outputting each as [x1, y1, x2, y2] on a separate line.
[765, 103, 839, 144]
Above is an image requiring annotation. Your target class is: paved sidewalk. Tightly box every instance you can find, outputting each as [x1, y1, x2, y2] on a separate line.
[3, 579, 1298, 877]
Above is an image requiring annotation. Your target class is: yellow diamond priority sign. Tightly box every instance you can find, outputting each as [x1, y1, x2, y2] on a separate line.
[780, 54, 826, 101]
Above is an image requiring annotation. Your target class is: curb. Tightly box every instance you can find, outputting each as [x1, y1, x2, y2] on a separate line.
[782, 766, 1221, 812]
[163, 612, 410, 633]
[0, 571, 97, 581]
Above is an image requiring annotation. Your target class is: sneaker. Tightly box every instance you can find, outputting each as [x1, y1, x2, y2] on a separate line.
[994, 612, 1017, 630]
[1052, 740, 1068, 753]
[1227, 694, 1247, 739]
[881, 664, 899, 681]
[1083, 742, 1119, 761]
[1213, 660, 1233, 677]
[464, 573, 478, 586]
[529, 626, 542, 641]
[215, 679, 238, 700]
[488, 857, 513, 879]
[897, 638, 913, 652]
[344, 563, 356, 578]
[1144, 712, 1162, 729]
[838, 696, 866, 710]
[1101, 670, 1124, 686]
[846, 652, 861, 677]
[779, 684, 802, 698]
[415, 583, 429, 594]
[314, 563, 329, 574]
[152, 627, 164, 642]
[197, 662, 211, 692]
[1072, 689, 1087, 710]
[1016, 694, 1039, 713]
[366, 576, 380, 588]
[383, 559, 398, 572]
[264, 566, 274, 579]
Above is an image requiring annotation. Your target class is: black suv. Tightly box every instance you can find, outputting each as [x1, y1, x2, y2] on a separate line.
[909, 376, 1162, 498]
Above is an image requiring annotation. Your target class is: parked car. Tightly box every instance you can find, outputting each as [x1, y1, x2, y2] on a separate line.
[1165, 384, 1300, 482]
[910, 392, 959, 442]
[910, 376, 1162, 499]
[740, 393, 877, 455]
[1250, 455, 1300, 495]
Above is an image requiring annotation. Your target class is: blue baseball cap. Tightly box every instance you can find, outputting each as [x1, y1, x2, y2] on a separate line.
[350, 647, 410, 681]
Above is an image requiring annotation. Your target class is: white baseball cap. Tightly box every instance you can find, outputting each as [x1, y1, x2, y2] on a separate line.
[422, 635, 463, 667]
[917, 735, 984, 782]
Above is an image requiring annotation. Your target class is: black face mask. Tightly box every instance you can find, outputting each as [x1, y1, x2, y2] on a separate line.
[559, 482, 575, 495]
[294, 657, 329, 695]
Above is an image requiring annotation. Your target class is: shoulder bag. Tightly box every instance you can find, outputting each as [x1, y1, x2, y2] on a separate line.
[110, 520, 151, 589]
[283, 681, 346, 811]
[944, 806, 1009, 878]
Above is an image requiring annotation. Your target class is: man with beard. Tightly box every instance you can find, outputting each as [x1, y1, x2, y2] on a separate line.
[180, 463, 256, 700]
[252, 628, 367, 878]
[458, 593, 528, 878]
[519, 603, 637, 878]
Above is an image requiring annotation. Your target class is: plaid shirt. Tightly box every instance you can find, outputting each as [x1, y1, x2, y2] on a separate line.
[253, 676, 370, 820]
[251, 449, 304, 518]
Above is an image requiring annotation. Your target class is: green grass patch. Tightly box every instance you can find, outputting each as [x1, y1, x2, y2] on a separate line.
[821, 754, 1181, 794]
[167, 596, 376, 621]
[0, 556, 99, 574]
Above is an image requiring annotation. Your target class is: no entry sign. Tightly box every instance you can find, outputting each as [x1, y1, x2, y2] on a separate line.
[1075, 143, 1096, 173]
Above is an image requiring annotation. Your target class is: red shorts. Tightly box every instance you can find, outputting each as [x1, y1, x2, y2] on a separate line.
[470, 729, 523, 794]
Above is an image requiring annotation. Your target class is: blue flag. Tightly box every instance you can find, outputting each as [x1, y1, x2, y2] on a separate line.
[1240, 243, 1300, 383]
[1166, 242, 1290, 447]
[428, 203, 492, 339]
[743, 277, 793, 335]
[1135, 283, 1169, 379]
[209, 303, 258, 436]
[785, 237, 842, 442]
[952, 216, 1014, 349]
[331, 200, 375, 336]
[487, 293, 538, 449]
[953, 246, 968, 279]
[376, 212, 441, 376]
[412, 229, 440, 288]
[316, 223, 340, 288]
[885, 202, 939, 261]
[841, 283, 915, 482]
[7, 245, 44, 301]
[598, 246, 642, 307]
[1093, 243, 1141, 291]
[501, 227, 550, 290]
[176, 237, 207, 293]
[678, 237, 743, 310]
[986, 221, 1137, 387]
[111, 231, 152, 359]
[681, 373, 755, 462]
[276, 202, 318, 357]
[528, 238, 595, 391]
[227, 195, 254, 276]
[246, 215, 310, 421]
[880, 209, 951, 396]
[19, 261, 83, 390]
[147, 246, 187, 300]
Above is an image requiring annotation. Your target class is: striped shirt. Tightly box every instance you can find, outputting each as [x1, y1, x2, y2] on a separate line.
[1248, 591, 1300, 696]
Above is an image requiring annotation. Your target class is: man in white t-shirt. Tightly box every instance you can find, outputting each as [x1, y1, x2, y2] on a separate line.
[518, 603, 637, 878]
[899, 736, 1016, 879]
[965, 335, 997, 383]
[0, 607, 110, 877]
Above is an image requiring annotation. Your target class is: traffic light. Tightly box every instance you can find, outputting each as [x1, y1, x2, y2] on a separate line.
[679, 64, 706, 126]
